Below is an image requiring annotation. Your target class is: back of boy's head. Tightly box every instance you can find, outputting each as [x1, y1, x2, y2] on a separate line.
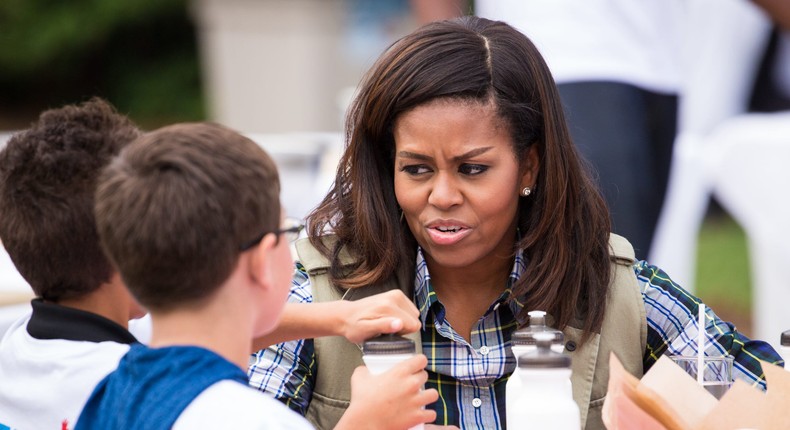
[0, 98, 141, 301]
[95, 122, 281, 312]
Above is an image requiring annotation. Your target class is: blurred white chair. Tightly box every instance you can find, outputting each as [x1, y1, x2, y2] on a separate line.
[650, 0, 772, 290]
[702, 113, 790, 349]
[650, 0, 790, 349]
[245, 132, 343, 222]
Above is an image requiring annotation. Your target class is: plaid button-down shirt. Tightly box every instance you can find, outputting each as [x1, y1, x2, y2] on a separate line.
[248, 248, 782, 429]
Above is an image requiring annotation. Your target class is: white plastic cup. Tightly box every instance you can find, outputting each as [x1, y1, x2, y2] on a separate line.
[362, 334, 424, 430]
[362, 353, 417, 375]
[669, 355, 734, 399]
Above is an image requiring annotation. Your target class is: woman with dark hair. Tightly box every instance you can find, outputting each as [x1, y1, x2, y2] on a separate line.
[249, 16, 781, 430]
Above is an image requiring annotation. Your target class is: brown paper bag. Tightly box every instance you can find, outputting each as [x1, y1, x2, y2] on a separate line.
[604, 353, 790, 430]
[695, 361, 790, 430]
[638, 355, 718, 429]
[754, 361, 790, 430]
[604, 353, 690, 430]
[694, 380, 765, 430]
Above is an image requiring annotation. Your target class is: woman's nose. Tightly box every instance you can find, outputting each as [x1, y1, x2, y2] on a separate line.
[427, 173, 462, 209]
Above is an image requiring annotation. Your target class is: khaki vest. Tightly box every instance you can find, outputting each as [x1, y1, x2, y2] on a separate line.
[296, 234, 646, 430]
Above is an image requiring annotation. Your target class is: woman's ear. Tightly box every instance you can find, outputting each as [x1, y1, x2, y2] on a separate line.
[520, 144, 540, 190]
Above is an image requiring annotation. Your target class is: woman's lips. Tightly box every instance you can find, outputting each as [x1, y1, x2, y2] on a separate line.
[425, 224, 472, 246]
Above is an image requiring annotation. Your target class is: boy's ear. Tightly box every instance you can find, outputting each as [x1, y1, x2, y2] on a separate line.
[247, 233, 277, 291]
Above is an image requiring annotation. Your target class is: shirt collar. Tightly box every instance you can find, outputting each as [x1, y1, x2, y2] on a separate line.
[413, 247, 529, 326]
[26, 298, 138, 344]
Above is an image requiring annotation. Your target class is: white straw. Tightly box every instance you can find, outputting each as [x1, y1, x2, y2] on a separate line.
[697, 303, 705, 385]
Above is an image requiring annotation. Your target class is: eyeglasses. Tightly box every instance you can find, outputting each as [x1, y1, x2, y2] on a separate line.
[239, 217, 305, 251]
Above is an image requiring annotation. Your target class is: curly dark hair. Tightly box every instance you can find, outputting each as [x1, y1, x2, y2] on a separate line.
[0, 98, 141, 301]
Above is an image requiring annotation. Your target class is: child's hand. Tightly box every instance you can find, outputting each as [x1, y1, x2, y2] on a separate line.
[338, 290, 421, 344]
[340, 354, 438, 430]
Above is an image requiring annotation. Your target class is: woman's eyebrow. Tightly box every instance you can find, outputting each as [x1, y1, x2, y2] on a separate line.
[396, 147, 494, 162]
[396, 151, 431, 161]
[452, 147, 493, 162]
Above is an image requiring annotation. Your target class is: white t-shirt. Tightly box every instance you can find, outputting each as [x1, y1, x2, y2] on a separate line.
[0, 315, 131, 430]
[1, 311, 313, 430]
[128, 313, 152, 344]
[174, 380, 314, 429]
[476, 0, 685, 94]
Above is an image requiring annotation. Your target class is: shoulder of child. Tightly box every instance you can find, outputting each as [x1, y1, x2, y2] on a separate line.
[174, 380, 314, 429]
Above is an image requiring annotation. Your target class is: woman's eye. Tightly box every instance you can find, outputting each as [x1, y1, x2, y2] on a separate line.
[401, 165, 432, 175]
[459, 164, 488, 175]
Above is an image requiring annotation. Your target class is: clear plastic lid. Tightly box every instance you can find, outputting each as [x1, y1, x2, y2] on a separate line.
[512, 310, 565, 347]
[362, 334, 416, 355]
[518, 332, 571, 369]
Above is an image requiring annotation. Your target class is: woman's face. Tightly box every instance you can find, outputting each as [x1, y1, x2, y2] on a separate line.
[393, 98, 539, 271]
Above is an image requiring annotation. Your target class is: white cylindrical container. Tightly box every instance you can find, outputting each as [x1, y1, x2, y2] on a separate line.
[507, 333, 579, 430]
[781, 330, 790, 368]
[507, 310, 567, 413]
[362, 334, 424, 430]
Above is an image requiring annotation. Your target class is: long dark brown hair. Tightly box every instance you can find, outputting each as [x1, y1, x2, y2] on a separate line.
[308, 16, 612, 339]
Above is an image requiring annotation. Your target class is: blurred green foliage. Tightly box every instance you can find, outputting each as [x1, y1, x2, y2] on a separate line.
[0, 0, 204, 128]
[696, 211, 753, 335]
[696, 213, 752, 308]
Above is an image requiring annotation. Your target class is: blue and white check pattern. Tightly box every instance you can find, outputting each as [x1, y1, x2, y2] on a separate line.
[248, 250, 782, 429]
[637, 262, 780, 390]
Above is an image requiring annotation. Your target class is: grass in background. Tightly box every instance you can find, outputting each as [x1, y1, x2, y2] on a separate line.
[695, 211, 753, 337]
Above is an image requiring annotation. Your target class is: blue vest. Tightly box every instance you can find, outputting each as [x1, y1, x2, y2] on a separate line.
[76, 344, 248, 429]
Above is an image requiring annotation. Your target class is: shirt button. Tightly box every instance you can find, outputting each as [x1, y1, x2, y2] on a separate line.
[479, 346, 490, 355]
[472, 398, 482, 408]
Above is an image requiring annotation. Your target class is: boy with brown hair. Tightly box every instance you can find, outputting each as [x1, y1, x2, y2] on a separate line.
[0, 98, 145, 430]
[78, 122, 438, 429]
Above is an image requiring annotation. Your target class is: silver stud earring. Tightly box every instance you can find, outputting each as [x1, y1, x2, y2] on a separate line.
[521, 186, 531, 197]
